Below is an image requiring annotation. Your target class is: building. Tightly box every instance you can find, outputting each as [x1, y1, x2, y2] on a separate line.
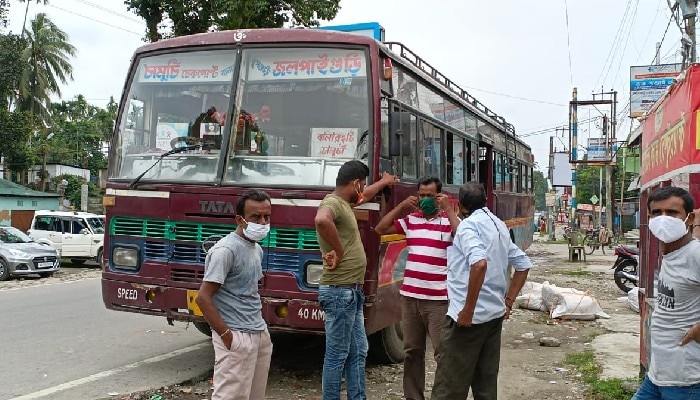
[28, 163, 91, 184]
[0, 179, 60, 232]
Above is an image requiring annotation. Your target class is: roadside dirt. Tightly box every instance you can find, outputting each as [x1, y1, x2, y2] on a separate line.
[108, 240, 636, 400]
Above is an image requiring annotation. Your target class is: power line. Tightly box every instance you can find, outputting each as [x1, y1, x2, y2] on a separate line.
[47, 4, 142, 37]
[634, 0, 661, 62]
[609, 0, 639, 90]
[461, 85, 568, 107]
[655, 11, 676, 64]
[563, 0, 574, 86]
[594, 0, 634, 90]
[68, 0, 145, 25]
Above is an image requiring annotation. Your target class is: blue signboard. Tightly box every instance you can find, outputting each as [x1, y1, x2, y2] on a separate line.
[315, 22, 385, 41]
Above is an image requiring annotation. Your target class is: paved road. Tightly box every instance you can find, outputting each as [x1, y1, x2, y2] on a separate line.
[0, 278, 212, 400]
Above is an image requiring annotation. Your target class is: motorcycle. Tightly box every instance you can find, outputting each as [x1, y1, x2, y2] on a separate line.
[612, 244, 639, 293]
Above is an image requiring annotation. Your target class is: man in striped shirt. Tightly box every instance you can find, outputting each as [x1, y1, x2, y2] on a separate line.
[375, 176, 461, 400]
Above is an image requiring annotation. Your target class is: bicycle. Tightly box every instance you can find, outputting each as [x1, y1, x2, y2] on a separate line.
[583, 228, 608, 255]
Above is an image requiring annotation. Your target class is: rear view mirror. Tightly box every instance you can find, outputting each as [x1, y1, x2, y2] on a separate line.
[389, 108, 412, 157]
[80, 228, 90, 235]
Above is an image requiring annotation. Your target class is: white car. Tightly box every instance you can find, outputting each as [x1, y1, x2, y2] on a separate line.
[27, 210, 105, 265]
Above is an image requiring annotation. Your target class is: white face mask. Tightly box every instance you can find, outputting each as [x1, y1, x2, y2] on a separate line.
[241, 219, 270, 241]
[648, 215, 689, 243]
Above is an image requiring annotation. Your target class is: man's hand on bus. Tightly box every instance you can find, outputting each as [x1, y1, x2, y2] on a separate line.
[379, 171, 398, 187]
[680, 323, 700, 346]
[323, 250, 342, 270]
[400, 196, 419, 211]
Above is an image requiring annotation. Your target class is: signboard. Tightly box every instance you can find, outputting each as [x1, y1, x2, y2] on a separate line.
[550, 152, 572, 187]
[587, 138, 608, 162]
[310, 128, 358, 158]
[630, 64, 682, 118]
[546, 192, 556, 207]
[641, 64, 700, 189]
[315, 22, 385, 41]
[246, 49, 366, 81]
[590, 194, 599, 205]
[155, 123, 189, 150]
[137, 51, 236, 83]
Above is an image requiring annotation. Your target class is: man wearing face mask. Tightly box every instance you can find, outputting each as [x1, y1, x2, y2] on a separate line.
[314, 160, 397, 400]
[374, 176, 460, 400]
[431, 182, 532, 400]
[195, 189, 272, 400]
[633, 186, 700, 400]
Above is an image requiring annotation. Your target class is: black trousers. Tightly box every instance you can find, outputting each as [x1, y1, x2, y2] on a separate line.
[430, 316, 503, 400]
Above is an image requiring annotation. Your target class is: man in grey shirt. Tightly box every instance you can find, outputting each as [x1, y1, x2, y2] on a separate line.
[633, 186, 700, 399]
[196, 189, 272, 400]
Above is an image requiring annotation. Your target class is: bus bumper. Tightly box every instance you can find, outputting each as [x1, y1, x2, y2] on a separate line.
[101, 278, 326, 332]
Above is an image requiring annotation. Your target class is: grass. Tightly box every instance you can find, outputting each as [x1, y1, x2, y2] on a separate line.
[560, 269, 593, 277]
[565, 351, 638, 400]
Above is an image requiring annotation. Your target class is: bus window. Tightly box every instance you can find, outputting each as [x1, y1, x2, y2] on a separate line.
[380, 98, 390, 159]
[110, 50, 237, 182]
[422, 121, 442, 178]
[224, 47, 370, 186]
[403, 114, 418, 179]
[446, 133, 464, 185]
[469, 142, 478, 182]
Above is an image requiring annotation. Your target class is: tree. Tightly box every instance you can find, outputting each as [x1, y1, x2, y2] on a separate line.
[125, 0, 342, 42]
[52, 173, 99, 209]
[0, 34, 26, 110]
[0, 109, 33, 180]
[533, 169, 547, 211]
[19, 12, 76, 124]
[0, 1, 48, 30]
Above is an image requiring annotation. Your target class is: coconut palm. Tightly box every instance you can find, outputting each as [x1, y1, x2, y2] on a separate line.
[19, 12, 76, 124]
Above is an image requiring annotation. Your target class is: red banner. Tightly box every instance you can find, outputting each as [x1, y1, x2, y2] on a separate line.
[641, 65, 700, 188]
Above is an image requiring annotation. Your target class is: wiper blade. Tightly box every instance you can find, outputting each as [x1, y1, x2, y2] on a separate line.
[127, 145, 201, 189]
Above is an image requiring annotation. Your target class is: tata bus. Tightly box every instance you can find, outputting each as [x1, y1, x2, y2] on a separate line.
[637, 64, 700, 372]
[101, 27, 535, 362]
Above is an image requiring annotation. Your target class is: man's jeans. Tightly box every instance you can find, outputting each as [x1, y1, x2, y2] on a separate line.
[633, 376, 700, 399]
[318, 285, 368, 400]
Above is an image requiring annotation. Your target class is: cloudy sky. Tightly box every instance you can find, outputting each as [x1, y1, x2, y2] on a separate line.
[5, 0, 683, 170]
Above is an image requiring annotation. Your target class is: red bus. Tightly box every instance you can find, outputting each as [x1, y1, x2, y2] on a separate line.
[637, 64, 700, 372]
[101, 27, 535, 362]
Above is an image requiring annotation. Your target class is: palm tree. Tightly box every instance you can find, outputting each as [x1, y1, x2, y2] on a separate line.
[19, 12, 76, 124]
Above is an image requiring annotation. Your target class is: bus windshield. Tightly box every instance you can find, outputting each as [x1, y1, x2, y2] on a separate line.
[110, 47, 370, 187]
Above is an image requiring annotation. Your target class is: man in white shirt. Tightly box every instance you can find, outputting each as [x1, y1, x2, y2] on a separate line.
[431, 182, 532, 400]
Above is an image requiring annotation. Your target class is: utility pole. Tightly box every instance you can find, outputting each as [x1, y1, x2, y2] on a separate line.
[570, 88, 578, 229]
[655, 42, 661, 65]
[606, 91, 617, 234]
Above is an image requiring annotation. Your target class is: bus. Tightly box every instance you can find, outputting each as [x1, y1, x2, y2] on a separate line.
[637, 64, 700, 372]
[101, 27, 535, 363]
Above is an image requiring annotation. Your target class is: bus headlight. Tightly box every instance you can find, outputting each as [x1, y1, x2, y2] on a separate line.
[305, 262, 324, 286]
[112, 246, 139, 269]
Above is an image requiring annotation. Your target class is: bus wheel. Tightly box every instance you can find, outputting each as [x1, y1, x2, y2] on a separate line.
[368, 322, 404, 364]
[193, 321, 212, 336]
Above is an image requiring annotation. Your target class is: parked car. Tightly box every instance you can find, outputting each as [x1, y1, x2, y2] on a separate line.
[27, 210, 105, 265]
[0, 226, 60, 281]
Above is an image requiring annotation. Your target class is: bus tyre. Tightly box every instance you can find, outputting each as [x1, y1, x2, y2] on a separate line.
[193, 321, 212, 336]
[368, 322, 404, 364]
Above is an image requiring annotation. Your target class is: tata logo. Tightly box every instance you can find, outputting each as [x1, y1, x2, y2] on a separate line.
[199, 200, 235, 214]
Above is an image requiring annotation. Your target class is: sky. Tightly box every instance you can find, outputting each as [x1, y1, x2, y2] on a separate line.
[4, 0, 684, 171]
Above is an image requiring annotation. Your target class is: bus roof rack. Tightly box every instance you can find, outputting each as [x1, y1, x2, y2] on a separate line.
[384, 42, 516, 137]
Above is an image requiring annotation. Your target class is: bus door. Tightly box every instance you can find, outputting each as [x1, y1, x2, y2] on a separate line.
[478, 142, 495, 209]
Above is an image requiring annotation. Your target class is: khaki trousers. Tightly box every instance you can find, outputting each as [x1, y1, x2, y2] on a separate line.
[402, 296, 449, 400]
[211, 328, 273, 400]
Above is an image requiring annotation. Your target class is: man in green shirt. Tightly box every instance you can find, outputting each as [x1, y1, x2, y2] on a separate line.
[314, 160, 396, 400]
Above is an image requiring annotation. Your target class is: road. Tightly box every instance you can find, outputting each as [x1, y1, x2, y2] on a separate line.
[0, 278, 212, 400]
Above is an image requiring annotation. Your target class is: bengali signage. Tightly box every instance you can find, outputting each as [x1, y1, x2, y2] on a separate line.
[310, 128, 358, 158]
[640, 65, 700, 189]
[137, 52, 236, 83]
[630, 64, 682, 118]
[246, 49, 366, 81]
